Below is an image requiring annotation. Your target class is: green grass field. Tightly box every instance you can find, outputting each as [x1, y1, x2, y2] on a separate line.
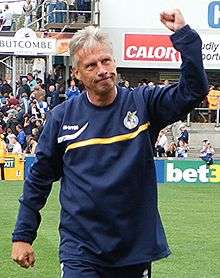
[1, 181, 220, 278]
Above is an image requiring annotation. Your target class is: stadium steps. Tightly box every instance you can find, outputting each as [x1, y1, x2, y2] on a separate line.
[169, 122, 220, 159]
[187, 123, 220, 159]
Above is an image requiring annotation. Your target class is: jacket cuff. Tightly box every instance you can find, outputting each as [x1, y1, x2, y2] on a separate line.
[170, 24, 199, 46]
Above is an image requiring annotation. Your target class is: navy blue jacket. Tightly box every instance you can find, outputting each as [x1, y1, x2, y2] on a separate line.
[12, 25, 208, 267]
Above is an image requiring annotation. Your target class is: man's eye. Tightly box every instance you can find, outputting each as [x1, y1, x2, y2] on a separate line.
[86, 63, 96, 70]
[103, 59, 111, 64]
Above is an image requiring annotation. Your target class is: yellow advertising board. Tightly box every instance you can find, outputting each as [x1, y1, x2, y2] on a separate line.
[0, 155, 24, 181]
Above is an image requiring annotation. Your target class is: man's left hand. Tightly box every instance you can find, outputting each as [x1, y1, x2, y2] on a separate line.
[160, 9, 186, 32]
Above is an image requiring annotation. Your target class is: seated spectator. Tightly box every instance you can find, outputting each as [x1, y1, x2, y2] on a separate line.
[20, 92, 30, 114]
[17, 78, 31, 99]
[36, 99, 48, 117]
[5, 127, 15, 152]
[1, 80, 12, 95]
[11, 135, 22, 154]
[31, 85, 46, 101]
[75, 0, 91, 22]
[15, 106, 25, 124]
[0, 4, 13, 31]
[200, 139, 215, 165]
[35, 119, 44, 136]
[31, 127, 40, 141]
[48, 84, 60, 109]
[35, 0, 44, 29]
[23, 114, 33, 136]
[178, 123, 189, 145]
[155, 129, 168, 157]
[65, 79, 80, 99]
[148, 81, 155, 88]
[28, 99, 41, 119]
[118, 80, 133, 91]
[6, 113, 18, 134]
[176, 139, 188, 158]
[56, 0, 66, 23]
[7, 93, 19, 107]
[27, 73, 37, 92]
[84, 0, 91, 22]
[24, 135, 38, 154]
[165, 142, 177, 157]
[16, 124, 26, 151]
[23, 0, 33, 27]
[48, 0, 57, 23]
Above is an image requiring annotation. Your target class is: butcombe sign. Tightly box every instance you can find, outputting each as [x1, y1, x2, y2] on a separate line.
[0, 28, 56, 56]
[0, 37, 55, 55]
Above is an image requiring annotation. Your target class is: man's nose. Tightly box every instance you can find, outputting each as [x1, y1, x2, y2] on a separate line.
[97, 62, 108, 76]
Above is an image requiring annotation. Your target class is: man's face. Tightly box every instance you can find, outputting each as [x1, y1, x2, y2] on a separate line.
[49, 85, 55, 92]
[73, 44, 117, 95]
[27, 75, 32, 81]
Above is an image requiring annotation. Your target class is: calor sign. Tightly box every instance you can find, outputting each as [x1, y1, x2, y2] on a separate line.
[124, 34, 180, 62]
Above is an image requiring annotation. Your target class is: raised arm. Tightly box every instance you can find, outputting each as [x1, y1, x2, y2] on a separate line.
[145, 9, 208, 129]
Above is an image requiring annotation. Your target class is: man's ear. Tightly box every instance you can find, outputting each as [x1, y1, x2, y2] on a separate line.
[73, 67, 81, 81]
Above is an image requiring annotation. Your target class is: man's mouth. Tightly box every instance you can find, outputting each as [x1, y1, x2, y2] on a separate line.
[96, 76, 111, 83]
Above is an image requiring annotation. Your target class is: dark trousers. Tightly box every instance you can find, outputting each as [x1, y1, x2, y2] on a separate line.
[201, 155, 213, 165]
[61, 261, 152, 278]
[1, 26, 11, 31]
[0, 163, 5, 180]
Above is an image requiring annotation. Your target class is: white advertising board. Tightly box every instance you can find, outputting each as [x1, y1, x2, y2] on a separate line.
[100, 0, 220, 31]
[102, 27, 220, 69]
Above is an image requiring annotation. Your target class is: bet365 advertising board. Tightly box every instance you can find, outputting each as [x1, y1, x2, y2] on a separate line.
[159, 160, 220, 184]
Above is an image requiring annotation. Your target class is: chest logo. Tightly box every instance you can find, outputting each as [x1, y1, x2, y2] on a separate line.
[123, 111, 139, 129]
[58, 122, 88, 143]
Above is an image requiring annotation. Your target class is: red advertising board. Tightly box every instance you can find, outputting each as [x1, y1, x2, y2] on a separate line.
[124, 34, 181, 63]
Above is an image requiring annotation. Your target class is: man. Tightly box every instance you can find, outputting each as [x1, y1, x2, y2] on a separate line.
[47, 84, 60, 110]
[200, 139, 215, 165]
[0, 4, 12, 31]
[11, 134, 22, 155]
[11, 10, 208, 278]
[65, 78, 81, 99]
[16, 124, 26, 151]
[178, 123, 189, 145]
[17, 78, 31, 99]
[23, 0, 33, 27]
[27, 73, 37, 93]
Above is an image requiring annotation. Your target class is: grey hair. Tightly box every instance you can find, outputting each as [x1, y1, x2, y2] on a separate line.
[69, 26, 113, 67]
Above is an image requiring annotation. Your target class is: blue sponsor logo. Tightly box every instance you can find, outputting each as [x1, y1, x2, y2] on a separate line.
[208, 1, 220, 28]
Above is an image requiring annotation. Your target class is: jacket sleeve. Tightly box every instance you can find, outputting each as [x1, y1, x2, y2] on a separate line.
[145, 25, 208, 129]
[12, 109, 64, 244]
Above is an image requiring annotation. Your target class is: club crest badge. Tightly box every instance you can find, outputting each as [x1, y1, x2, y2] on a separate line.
[123, 111, 139, 129]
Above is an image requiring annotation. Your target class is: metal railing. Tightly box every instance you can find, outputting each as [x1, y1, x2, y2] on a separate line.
[187, 107, 220, 127]
[25, 0, 100, 30]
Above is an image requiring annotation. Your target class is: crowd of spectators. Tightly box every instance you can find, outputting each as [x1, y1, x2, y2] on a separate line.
[0, 71, 82, 155]
[155, 123, 189, 159]
[0, 70, 218, 161]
